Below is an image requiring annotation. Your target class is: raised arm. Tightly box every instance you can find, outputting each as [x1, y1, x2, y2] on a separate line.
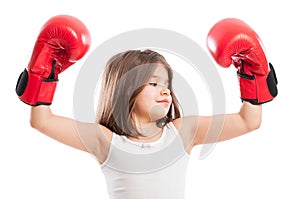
[30, 106, 88, 150]
[217, 101, 262, 142]
[16, 15, 92, 151]
[178, 18, 277, 147]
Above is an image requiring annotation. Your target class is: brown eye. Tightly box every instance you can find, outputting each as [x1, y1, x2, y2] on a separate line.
[149, 82, 158, 87]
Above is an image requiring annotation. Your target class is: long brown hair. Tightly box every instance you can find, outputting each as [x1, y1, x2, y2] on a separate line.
[96, 49, 181, 137]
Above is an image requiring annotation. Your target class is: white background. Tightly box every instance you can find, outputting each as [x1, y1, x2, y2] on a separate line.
[1, 0, 298, 198]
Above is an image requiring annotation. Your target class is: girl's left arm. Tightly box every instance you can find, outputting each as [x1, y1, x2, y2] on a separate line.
[175, 101, 262, 147]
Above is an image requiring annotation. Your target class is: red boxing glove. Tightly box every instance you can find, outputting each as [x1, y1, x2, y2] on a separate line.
[206, 18, 278, 104]
[16, 15, 91, 106]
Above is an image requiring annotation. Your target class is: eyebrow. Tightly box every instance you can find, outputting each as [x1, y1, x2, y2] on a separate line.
[151, 75, 168, 79]
[151, 75, 169, 80]
[150, 75, 169, 85]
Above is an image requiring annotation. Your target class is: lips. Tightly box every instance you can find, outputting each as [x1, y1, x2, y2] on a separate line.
[157, 99, 170, 104]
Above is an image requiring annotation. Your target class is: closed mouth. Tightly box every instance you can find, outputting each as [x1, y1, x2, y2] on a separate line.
[157, 99, 170, 104]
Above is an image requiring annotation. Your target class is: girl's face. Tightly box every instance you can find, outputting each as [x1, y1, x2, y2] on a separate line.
[133, 64, 172, 125]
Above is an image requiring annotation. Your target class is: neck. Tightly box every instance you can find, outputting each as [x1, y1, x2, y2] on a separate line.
[130, 120, 163, 142]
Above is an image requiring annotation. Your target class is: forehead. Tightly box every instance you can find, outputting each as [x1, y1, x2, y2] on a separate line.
[152, 64, 169, 78]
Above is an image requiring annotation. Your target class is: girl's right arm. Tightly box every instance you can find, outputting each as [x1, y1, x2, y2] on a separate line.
[30, 105, 112, 163]
[30, 105, 86, 151]
[16, 16, 112, 161]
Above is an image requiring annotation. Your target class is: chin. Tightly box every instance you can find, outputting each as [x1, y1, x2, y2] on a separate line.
[150, 113, 168, 122]
[148, 106, 170, 122]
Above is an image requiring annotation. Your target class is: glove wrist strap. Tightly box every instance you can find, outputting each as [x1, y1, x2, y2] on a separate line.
[237, 63, 278, 105]
[16, 69, 58, 106]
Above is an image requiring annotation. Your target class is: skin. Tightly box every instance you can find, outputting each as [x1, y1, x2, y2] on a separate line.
[30, 65, 262, 163]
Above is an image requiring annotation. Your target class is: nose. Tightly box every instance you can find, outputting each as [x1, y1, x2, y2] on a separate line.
[160, 85, 171, 96]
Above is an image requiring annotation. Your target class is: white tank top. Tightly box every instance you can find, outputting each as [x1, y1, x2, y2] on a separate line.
[101, 122, 190, 199]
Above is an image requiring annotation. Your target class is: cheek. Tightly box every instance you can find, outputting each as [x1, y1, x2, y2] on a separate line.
[139, 87, 157, 99]
[134, 88, 157, 110]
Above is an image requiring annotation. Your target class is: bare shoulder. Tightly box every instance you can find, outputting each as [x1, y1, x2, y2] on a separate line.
[173, 116, 201, 134]
[97, 124, 113, 143]
[172, 117, 183, 132]
[76, 123, 113, 164]
[172, 117, 200, 154]
[96, 125, 114, 164]
[76, 122, 113, 141]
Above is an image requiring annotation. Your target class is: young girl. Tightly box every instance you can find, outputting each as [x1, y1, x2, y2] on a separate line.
[16, 16, 277, 199]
